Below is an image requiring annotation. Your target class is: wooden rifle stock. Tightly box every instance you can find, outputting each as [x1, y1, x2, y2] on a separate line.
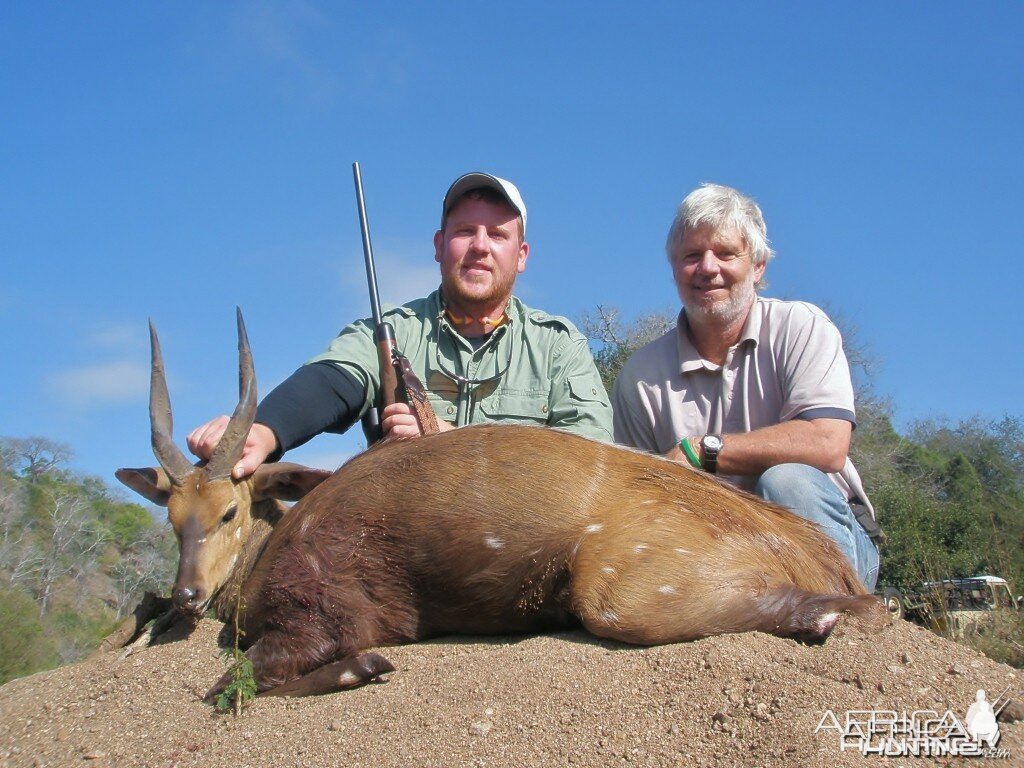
[375, 321, 402, 409]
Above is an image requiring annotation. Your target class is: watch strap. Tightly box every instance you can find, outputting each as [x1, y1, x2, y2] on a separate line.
[701, 434, 721, 474]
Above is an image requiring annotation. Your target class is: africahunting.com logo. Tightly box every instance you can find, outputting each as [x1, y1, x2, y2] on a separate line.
[815, 687, 1012, 758]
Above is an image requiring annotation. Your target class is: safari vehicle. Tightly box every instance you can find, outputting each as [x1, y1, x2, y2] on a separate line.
[879, 576, 1022, 637]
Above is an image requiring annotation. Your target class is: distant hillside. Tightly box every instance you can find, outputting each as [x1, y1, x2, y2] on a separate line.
[0, 436, 176, 684]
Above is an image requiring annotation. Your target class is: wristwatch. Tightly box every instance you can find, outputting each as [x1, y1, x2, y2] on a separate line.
[700, 434, 723, 474]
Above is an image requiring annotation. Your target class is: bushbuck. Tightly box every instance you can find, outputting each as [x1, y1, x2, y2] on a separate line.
[118, 311, 884, 700]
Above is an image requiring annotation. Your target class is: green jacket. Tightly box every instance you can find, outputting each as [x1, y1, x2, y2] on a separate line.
[308, 290, 613, 443]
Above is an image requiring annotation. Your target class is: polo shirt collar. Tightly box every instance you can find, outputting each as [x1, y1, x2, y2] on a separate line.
[675, 297, 763, 373]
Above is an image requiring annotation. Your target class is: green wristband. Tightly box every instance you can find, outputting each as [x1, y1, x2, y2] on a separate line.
[679, 438, 702, 469]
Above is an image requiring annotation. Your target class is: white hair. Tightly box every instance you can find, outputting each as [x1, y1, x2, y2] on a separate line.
[665, 183, 774, 290]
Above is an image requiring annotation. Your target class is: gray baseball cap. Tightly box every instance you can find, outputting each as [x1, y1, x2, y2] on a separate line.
[442, 172, 527, 236]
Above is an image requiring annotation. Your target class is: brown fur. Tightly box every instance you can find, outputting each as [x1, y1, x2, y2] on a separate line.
[205, 423, 882, 699]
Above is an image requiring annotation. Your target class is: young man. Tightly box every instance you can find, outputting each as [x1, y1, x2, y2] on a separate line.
[189, 172, 612, 474]
[612, 183, 879, 589]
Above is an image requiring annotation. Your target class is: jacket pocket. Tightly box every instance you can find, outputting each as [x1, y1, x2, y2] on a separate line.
[479, 391, 550, 424]
[566, 374, 606, 404]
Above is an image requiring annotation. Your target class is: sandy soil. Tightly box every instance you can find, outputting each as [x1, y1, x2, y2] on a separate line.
[0, 616, 1020, 768]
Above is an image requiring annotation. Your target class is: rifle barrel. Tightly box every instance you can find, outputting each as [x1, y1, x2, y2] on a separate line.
[352, 162, 384, 328]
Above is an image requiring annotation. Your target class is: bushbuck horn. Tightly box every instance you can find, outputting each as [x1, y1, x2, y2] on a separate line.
[206, 307, 257, 479]
[148, 320, 193, 484]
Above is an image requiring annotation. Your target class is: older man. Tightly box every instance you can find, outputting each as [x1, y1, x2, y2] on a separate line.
[190, 172, 613, 475]
[612, 183, 879, 589]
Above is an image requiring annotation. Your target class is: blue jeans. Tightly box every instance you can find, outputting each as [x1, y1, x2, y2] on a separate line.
[754, 463, 879, 591]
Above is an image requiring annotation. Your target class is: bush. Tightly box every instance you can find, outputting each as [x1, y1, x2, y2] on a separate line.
[0, 586, 59, 684]
[94, 498, 156, 549]
[49, 607, 118, 663]
[957, 611, 1024, 669]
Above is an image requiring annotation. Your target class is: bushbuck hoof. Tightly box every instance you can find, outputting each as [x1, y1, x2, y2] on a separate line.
[204, 673, 232, 704]
[262, 653, 397, 697]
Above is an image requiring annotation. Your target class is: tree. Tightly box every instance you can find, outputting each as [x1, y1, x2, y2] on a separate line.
[110, 526, 175, 618]
[0, 441, 17, 476]
[867, 415, 1024, 593]
[0, 436, 74, 483]
[0, 474, 29, 572]
[11, 489, 108, 616]
[578, 305, 675, 395]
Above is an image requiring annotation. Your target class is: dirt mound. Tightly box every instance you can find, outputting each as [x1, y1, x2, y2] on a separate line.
[0, 617, 1020, 767]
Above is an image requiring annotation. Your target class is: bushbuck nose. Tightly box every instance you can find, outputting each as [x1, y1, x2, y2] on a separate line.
[173, 586, 198, 611]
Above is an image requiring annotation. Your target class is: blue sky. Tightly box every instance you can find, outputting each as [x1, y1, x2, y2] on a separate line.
[2, 2, 1022, 483]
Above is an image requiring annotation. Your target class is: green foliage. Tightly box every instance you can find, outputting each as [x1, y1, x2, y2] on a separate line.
[860, 412, 1024, 599]
[50, 607, 118, 662]
[958, 612, 1024, 669]
[0, 586, 59, 684]
[0, 433, 177, 681]
[215, 647, 258, 714]
[215, 590, 257, 714]
[93, 497, 155, 549]
[872, 478, 987, 588]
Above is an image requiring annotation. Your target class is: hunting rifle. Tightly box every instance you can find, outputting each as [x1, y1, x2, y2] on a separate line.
[352, 162, 439, 442]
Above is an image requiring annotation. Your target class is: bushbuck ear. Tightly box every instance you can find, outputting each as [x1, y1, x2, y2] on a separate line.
[251, 463, 333, 502]
[116, 467, 173, 506]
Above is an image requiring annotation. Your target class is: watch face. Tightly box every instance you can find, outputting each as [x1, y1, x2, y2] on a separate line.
[704, 435, 724, 452]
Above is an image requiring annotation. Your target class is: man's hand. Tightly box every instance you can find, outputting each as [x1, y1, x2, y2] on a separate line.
[381, 402, 453, 440]
[186, 417, 279, 479]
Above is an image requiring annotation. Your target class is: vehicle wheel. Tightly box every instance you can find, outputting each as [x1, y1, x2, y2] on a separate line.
[880, 587, 904, 620]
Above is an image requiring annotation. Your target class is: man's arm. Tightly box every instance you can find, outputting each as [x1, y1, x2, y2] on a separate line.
[188, 362, 368, 477]
[670, 417, 852, 475]
[547, 335, 614, 442]
[669, 303, 856, 476]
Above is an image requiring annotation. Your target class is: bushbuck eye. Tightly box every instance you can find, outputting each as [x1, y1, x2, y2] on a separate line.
[222, 506, 237, 524]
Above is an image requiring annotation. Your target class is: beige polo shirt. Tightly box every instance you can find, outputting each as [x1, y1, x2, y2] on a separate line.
[612, 297, 873, 514]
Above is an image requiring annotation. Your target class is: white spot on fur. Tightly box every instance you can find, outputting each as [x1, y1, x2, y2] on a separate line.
[601, 566, 616, 575]
[337, 670, 360, 686]
[234, 528, 242, 540]
[659, 585, 676, 594]
[196, 537, 207, 544]
[226, 554, 238, 573]
[484, 536, 504, 550]
[634, 543, 649, 553]
[674, 547, 690, 555]
[584, 523, 604, 534]
[601, 610, 619, 625]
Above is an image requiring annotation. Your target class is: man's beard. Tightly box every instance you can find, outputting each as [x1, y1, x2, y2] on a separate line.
[686, 273, 756, 327]
[442, 266, 517, 312]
